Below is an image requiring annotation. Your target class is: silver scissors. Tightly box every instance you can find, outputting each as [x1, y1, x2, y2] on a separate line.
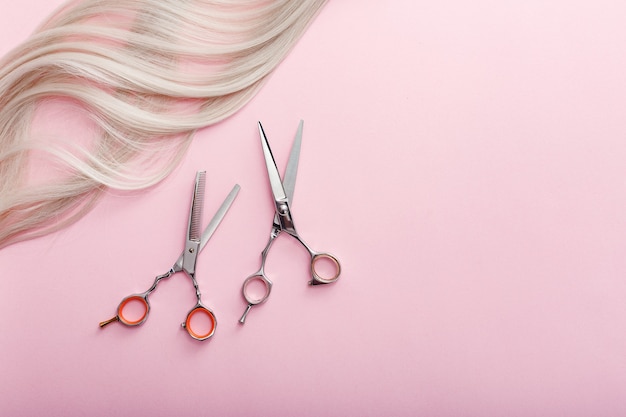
[239, 121, 341, 324]
[100, 172, 240, 341]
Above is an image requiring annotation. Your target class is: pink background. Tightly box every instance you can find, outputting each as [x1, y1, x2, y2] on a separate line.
[1, 1, 626, 416]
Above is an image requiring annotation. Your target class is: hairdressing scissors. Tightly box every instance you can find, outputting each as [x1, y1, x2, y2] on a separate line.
[100, 172, 240, 341]
[239, 121, 341, 324]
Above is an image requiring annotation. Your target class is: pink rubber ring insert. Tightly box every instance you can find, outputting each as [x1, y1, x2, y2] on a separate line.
[118, 296, 148, 326]
[185, 308, 216, 340]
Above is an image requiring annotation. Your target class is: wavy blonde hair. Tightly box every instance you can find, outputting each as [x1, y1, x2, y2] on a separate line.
[0, 0, 327, 248]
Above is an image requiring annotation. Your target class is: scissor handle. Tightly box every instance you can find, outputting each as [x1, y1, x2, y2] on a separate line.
[99, 294, 150, 328]
[310, 253, 341, 285]
[239, 274, 273, 324]
[182, 305, 216, 341]
[242, 273, 273, 305]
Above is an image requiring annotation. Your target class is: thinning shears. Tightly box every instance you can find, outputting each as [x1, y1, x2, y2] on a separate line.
[239, 121, 341, 324]
[100, 172, 240, 341]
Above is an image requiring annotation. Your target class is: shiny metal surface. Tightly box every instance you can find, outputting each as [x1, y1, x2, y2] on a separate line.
[239, 121, 341, 324]
[100, 174, 240, 341]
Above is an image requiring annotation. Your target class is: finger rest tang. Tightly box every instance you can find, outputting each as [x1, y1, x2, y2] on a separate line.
[99, 317, 119, 328]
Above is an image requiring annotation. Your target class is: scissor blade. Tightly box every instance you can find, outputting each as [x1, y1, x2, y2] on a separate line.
[188, 171, 206, 242]
[173, 184, 240, 271]
[282, 120, 303, 204]
[198, 184, 240, 252]
[258, 122, 288, 203]
[181, 171, 206, 273]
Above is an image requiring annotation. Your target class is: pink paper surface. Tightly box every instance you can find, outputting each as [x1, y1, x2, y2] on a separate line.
[1, 1, 626, 416]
